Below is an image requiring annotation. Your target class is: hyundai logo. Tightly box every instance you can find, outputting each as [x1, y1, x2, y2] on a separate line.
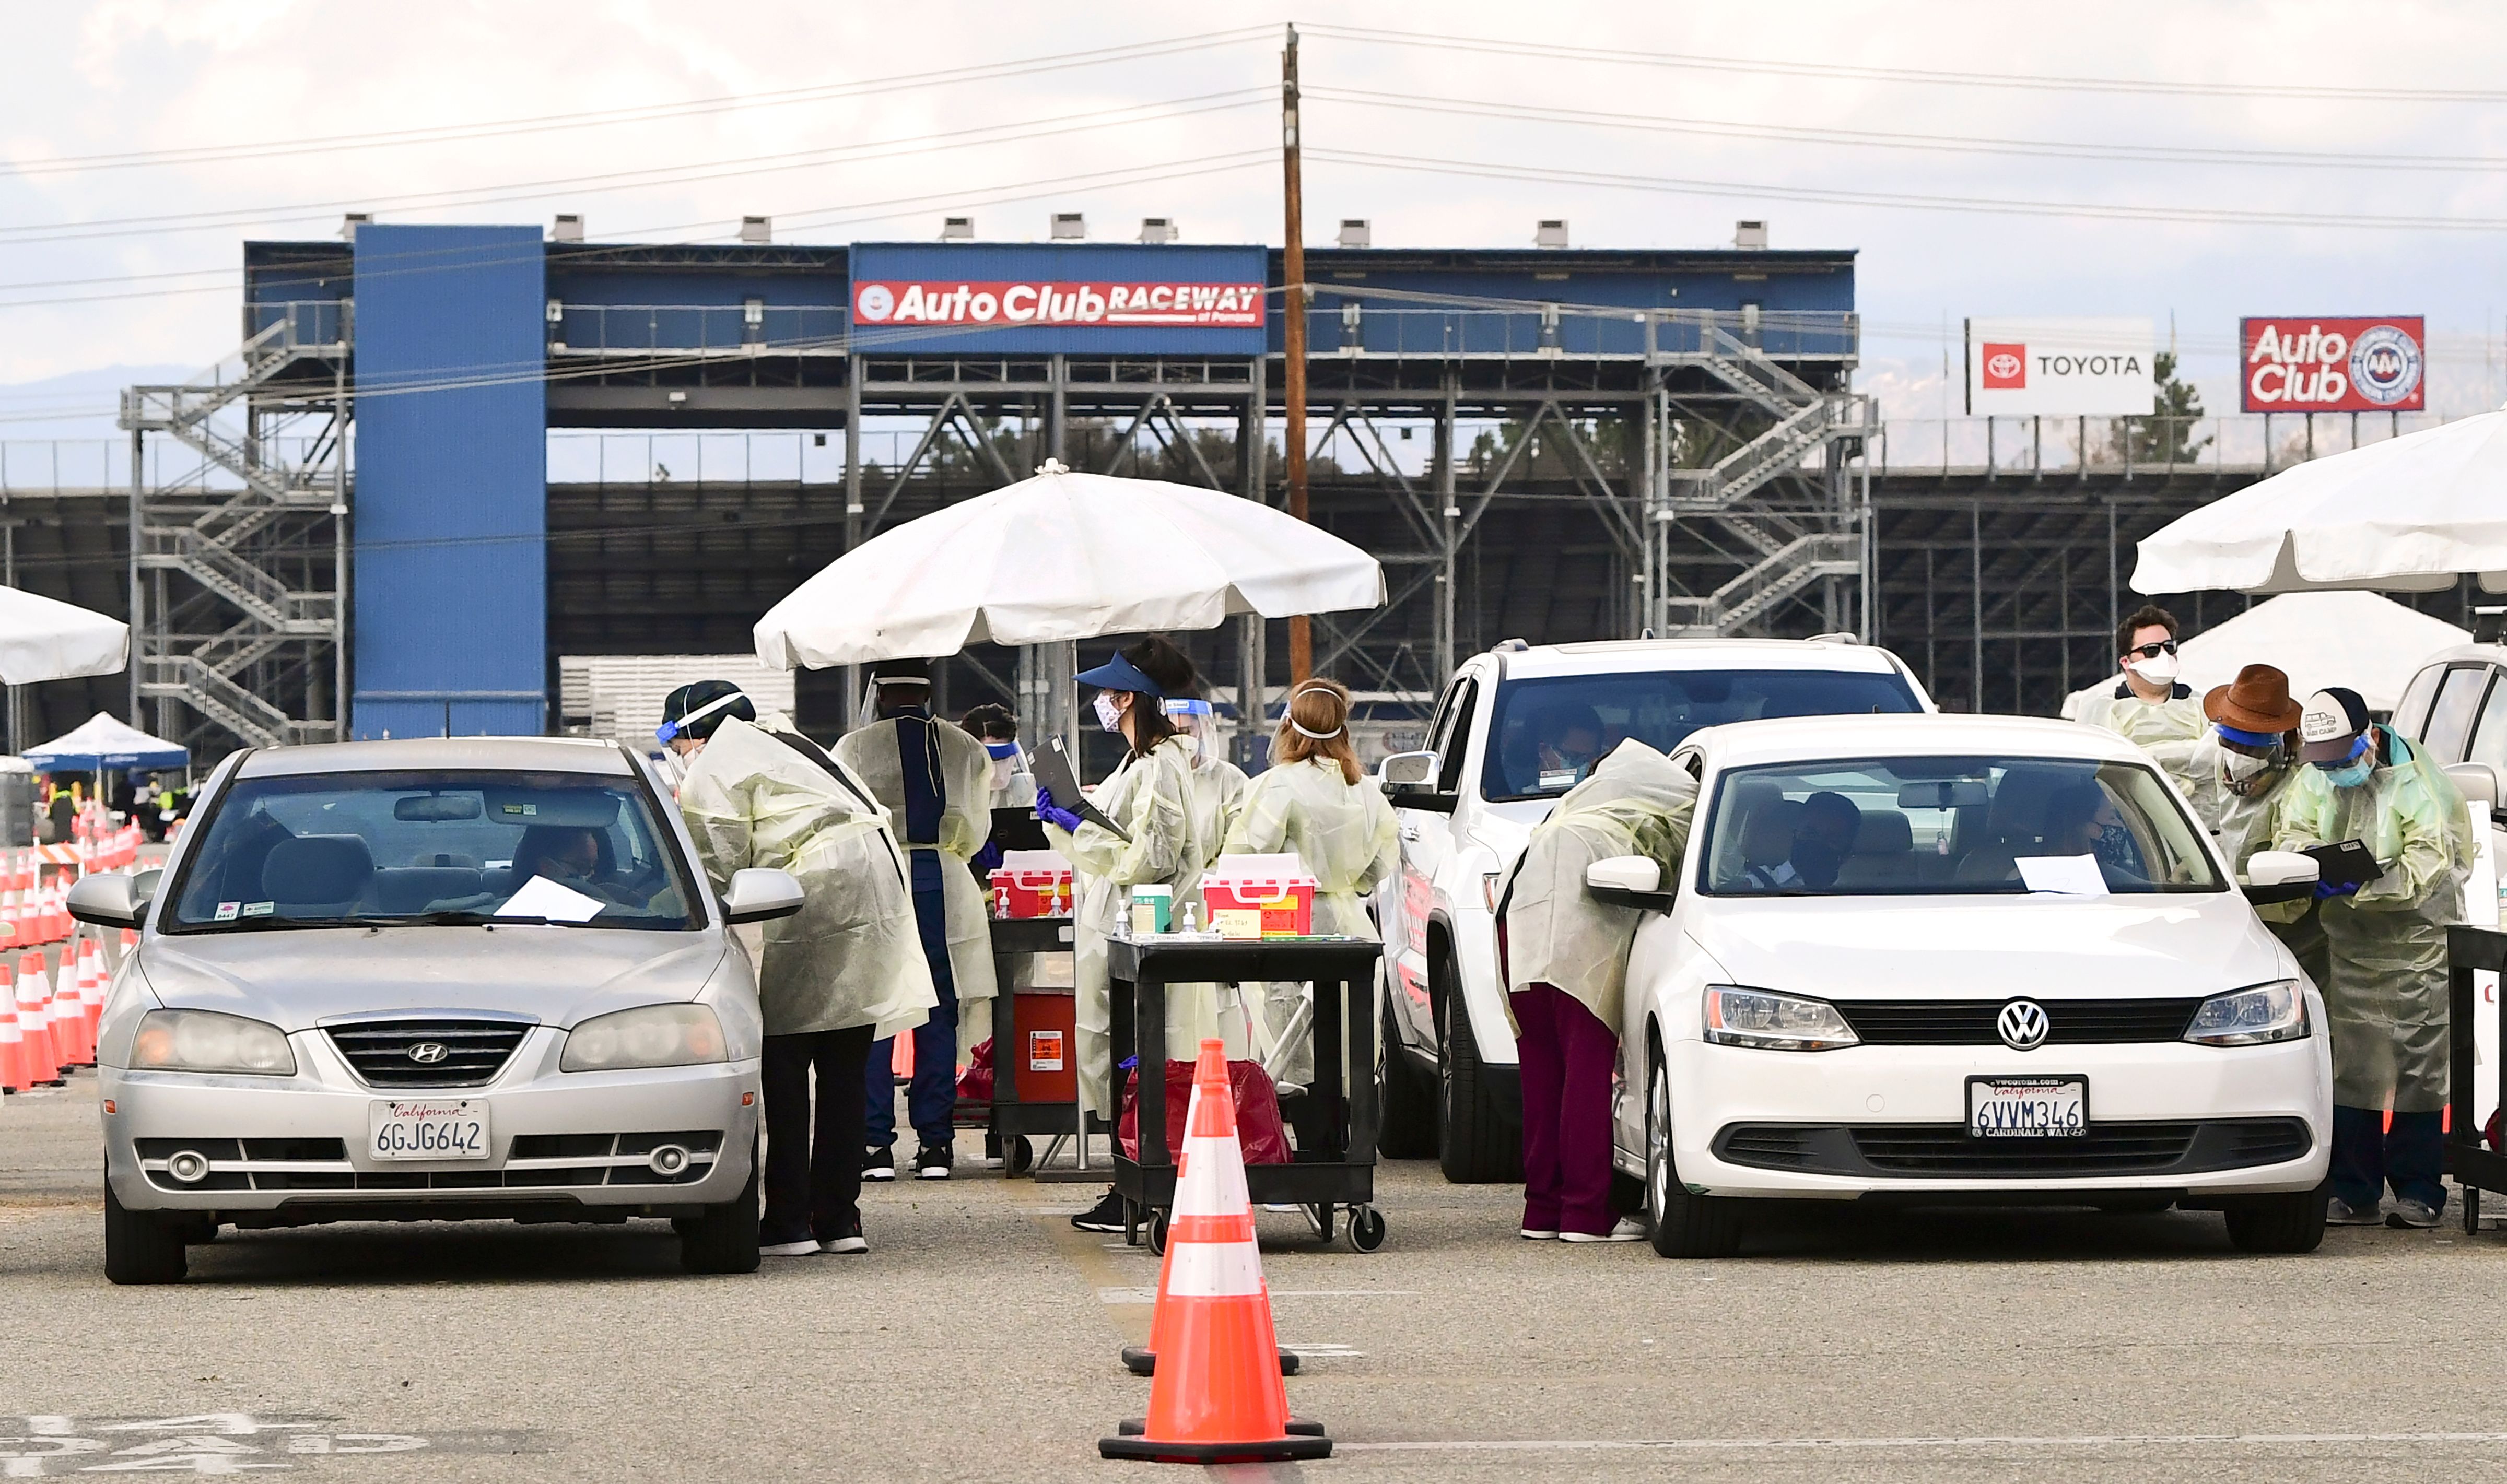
[1997, 1000, 2051, 1051]
[405, 1042, 451, 1065]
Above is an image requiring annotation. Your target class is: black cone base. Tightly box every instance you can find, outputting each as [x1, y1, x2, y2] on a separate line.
[1120, 1345, 1298, 1377]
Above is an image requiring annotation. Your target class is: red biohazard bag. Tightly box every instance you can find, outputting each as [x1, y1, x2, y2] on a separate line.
[1117, 1057, 1291, 1165]
[955, 1038, 995, 1102]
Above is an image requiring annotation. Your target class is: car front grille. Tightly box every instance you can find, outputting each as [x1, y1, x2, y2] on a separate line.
[1835, 998, 2208, 1045]
[1712, 1118, 2312, 1179]
[134, 1131, 725, 1193]
[325, 1018, 531, 1088]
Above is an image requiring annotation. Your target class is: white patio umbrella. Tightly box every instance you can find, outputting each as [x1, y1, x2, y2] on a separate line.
[0, 585, 128, 684]
[2133, 409, 2507, 595]
[756, 462, 1386, 668]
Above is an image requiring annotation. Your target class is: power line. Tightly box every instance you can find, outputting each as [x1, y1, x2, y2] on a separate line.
[0, 26, 1274, 180]
[1305, 22, 2507, 103]
[1310, 86, 2507, 173]
[1309, 147, 2507, 232]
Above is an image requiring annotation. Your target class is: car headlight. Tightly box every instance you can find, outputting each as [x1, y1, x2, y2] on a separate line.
[560, 1004, 728, 1073]
[130, 1009, 297, 1076]
[1702, 986, 1860, 1052]
[2184, 980, 2308, 1046]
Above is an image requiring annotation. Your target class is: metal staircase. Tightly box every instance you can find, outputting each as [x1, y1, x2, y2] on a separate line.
[120, 307, 349, 752]
[1647, 323, 1874, 638]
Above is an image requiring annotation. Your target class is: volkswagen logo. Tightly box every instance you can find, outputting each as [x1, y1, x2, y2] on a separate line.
[1997, 1000, 2050, 1051]
[405, 1042, 451, 1065]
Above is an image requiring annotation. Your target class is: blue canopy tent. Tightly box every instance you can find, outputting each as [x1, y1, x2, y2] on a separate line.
[25, 712, 189, 773]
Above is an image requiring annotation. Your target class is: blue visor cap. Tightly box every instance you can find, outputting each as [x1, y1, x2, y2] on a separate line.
[983, 740, 1020, 759]
[1076, 653, 1164, 698]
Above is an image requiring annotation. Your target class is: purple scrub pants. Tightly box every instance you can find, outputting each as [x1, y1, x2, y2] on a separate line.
[1510, 982, 1620, 1238]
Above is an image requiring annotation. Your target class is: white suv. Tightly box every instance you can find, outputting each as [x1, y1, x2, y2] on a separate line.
[1376, 637, 1935, 1181]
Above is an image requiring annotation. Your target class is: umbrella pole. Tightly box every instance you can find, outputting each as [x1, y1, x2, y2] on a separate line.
[1281, 24, 1313, 686]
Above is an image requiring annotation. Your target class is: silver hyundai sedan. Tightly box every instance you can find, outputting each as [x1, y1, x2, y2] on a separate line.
[74, 737, 803, 1284]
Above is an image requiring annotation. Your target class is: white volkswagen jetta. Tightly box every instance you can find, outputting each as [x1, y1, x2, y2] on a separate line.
[1605, 714, 2333, 1258]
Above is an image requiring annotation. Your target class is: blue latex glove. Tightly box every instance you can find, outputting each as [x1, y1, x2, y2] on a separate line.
[971, 839, 1004, 873]
[2314, 878, 2360, 899]
[1035, 786, 1083, 834]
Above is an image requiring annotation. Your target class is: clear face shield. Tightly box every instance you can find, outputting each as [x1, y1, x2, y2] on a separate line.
[864, 675, 932, 717]
[1164, 698, 1215, 765]
[983, 739, 1023, 791]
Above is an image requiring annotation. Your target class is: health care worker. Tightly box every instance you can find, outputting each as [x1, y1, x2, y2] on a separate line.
[2075, 604, 2205, 794]
[662, 681, 937, 1258]
[960, 702, 1045, 864]
[1500, 740, 1697, 1244]
[1036, 635, 1215, 1235]
[1169, 694, 1251, 853]
[2269, 685, 2476, 1229]
[2173, 665, 2329, 988]
[833, 658, 1000, 1181]
[1222, 679, 1398, 1087]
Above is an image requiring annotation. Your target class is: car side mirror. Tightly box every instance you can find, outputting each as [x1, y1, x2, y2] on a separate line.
[1379, 749, 1436, 787]
[2444, 762, 2507, 828]
[69, 870, 156, 931]
[2240, 849, 2320, 908]
[1584, 854, 1674, 912]
[721, 868, 805, 925]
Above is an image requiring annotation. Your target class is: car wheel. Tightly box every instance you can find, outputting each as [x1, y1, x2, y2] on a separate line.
[2222, 1181, 2328, 1255]
[679, 1139, 764, 1275]
[1645, 1044, 1740, 1259]
[103, 1180, 188, 1286]
[1437, 973, 1521, 1184]
[1377, 975, 1437, 1160]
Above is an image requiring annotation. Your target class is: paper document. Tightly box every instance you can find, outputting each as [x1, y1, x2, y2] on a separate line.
[2014, 855, 2109, 897]
[497, 874, 607, 923]
[1029, 737, 1130, 841]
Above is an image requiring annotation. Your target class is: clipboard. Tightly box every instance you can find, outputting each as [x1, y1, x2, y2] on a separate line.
[2301, 839, 2384, 891]
[1030, 737, 1130, 842]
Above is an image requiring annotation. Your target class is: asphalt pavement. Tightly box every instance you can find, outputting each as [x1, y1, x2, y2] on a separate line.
[6, 1074, 2507, 1481]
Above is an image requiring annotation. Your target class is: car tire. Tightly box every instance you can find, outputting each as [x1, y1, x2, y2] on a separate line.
[1437, 973, 1521, 1184]
[680, 1140, 764, 1275]
[2222, 1182, 2328, 1255]
[103, 1180, 188, 1286]
[1645, 1044, 1740, 1259]
[1377, 977, 1437, 1160]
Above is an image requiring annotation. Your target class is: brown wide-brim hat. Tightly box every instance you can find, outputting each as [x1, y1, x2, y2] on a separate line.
[2203, 663, 2305, 735]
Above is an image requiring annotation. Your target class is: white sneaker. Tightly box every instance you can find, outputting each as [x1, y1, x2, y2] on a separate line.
[821, 1234, 869, 1255]
[1519, 1228, 1560, 1241]
[1561, 1217, 1647, 1244]
[2326, 1197, 2383, 1226]
[759, 1239, 821, 1257]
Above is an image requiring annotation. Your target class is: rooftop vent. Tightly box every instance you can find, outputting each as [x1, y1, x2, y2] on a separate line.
[339, 212, 371, 241]
[1735, 219, 1769, 249]
[552, 214, 584, 243]
[940, 216, 974, 240]
[738, 215, 772, 244]
[1534, 219, 1569, 248]
[1051, 211, 1087, 240]
[1337, 219, 1372, 248]
[1139, 217, 1179, 244]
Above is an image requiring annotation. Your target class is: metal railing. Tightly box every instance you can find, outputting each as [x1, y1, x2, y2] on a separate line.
[1871, 410, 2459, 480]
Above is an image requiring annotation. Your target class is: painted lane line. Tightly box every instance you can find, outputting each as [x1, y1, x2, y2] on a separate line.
[1340, 1431, 2507, 1454]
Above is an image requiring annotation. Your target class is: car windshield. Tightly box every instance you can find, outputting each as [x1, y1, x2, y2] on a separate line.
[1699, 755, 2223, 897]
[164, 769, 700, 932]
[1482, 667, 1922, 800]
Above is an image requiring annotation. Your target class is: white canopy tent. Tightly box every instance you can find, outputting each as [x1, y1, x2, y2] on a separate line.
[0, 586, 128, 685]
[2059, 591, 2472, 720]
[755, 462, 1386, 668]
[2133, 410, 2507, 595]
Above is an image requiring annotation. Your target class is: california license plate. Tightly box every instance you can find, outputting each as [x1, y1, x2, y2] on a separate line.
[369, 1099, 491, 1160]
[1966, 1076, 2087, 1138]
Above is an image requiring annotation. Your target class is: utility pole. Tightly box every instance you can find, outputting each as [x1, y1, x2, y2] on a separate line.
[1281, 22, 1311, 684]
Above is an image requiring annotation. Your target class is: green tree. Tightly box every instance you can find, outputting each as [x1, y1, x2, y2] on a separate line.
[2109, 351, 2211, 465]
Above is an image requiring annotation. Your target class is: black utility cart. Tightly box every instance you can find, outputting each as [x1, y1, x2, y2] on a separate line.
[2446, 923, 2507, 1234]
[1105, 934, 1385, 1253]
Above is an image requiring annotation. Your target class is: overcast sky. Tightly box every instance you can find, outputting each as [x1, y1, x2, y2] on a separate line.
[4, 0, 2504, 439]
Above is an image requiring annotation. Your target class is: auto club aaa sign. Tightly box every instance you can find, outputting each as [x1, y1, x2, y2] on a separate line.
[2241, 316, 2426, 413]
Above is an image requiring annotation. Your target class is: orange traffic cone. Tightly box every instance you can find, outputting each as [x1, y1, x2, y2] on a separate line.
[1100, 1039, 1330, 1465]
[46, 950, 80, 1067]
[0, 1004, 24, 1093]
[14, 952, 58, 1086]
[77, 937, 106, 1056]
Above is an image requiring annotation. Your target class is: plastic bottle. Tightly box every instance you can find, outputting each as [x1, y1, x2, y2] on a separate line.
[1181, 900, 1199, 935]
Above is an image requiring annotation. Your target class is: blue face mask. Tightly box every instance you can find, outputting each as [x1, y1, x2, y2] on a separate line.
[2322, 757, 2375, 790]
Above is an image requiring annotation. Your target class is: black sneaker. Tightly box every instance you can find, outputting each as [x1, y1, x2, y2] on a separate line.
[862, 1145, 897, 1182]
[913, 1144, 953, 1180]
[1071, 1188, 1128, 1233]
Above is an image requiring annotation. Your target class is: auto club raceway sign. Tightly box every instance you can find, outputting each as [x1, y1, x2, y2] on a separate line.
[2241, 316, 2426, 412]
[852, 278, 1266, 329]
[0, 1414, 545, 1474]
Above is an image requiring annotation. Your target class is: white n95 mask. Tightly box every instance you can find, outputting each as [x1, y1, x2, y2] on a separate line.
[2127, 653, 2180, 685]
